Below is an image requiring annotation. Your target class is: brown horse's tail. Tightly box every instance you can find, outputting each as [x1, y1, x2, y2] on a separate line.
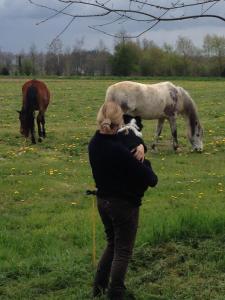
[24, 85, 38, 135]
[26, 85, 38, 112]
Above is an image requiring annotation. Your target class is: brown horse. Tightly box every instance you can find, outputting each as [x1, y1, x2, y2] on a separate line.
[18, 80, 50, 144]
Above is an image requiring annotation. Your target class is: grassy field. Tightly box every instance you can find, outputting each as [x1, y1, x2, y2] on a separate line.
[0, 77, 225, 299]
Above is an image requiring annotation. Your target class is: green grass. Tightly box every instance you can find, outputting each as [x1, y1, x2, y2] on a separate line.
[0, 77, 225, 299]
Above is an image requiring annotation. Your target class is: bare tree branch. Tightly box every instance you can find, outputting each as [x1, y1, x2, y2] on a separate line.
[90, 0, 182, 38]
[130, 0, 222, 11]
[36, 3, 73, 25]
[49, 17, 76, 47]
[28, 0, 225, 39]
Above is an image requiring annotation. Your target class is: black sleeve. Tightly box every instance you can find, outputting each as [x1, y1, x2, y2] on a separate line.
[131, 134, 148, 153]
[142, 159, 158, 187]
[113, 144, 158, 188]
[140, 139, 147, 153]
[117, 131, 148, 152]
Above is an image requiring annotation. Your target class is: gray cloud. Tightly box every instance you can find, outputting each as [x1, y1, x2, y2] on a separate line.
[0, 0, 50, 19]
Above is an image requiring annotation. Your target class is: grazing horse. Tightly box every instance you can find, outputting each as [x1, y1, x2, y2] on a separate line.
[105, 81, 203, 152]
[18, 80, 50, 144]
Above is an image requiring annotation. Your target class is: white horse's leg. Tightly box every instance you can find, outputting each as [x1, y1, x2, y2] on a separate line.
[152, 118, 165, 150]
[168, 116, 179, 151]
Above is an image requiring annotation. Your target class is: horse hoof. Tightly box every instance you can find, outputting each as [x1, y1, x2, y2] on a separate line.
[173, 144, 179, 151]
[151, 146, 158, 153]
[38, 138, 42, 143]
[175, 147, 182, 153]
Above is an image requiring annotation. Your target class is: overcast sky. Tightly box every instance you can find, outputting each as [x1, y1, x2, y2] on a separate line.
[0, 0, 225, 53]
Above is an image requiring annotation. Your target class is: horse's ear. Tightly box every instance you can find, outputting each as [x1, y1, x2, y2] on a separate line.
[16, 110, 21, 114]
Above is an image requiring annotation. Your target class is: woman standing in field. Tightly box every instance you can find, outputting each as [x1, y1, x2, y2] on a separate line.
[88, 101, 158, 300]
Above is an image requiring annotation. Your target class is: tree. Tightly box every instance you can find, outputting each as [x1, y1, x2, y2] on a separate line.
[63, 46, 72, 76]
[1, 66, 10, 75]
[29, 44, 38, 75]
[203, 34, 225, 75]
[23, 59, 33, 76]
[36, 52, 46, 76]
[28, 1, 225, 40]
[45, 38, 64, 75]
[17, 54, 23, 75]
[71, 37, 85, 75]
[0, 50, 14, 75]
[92, 40, 112, 75]
[111, 41, 140, 76]
[175, 36, 198, 75]
[140, 42, 164, 76]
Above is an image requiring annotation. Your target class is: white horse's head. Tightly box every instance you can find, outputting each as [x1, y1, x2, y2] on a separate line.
[188, 121, 204, 152]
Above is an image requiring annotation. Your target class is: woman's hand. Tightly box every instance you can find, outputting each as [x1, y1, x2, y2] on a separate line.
[131, 144, 145, 162]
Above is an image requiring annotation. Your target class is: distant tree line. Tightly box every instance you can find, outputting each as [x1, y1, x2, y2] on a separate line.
[0, 34, 225, 77]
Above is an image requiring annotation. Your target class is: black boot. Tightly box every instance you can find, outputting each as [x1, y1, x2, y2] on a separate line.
[124, 290, 136, 299]
[107, 287, 125, 300]
[108, 286, 136, 300]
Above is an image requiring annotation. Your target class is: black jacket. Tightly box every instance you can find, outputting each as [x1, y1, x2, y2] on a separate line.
[117, 129, 147, 153]
[88, 131, 158, 206]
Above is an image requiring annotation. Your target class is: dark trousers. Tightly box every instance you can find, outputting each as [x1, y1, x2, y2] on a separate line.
[94, 197, 139, 299]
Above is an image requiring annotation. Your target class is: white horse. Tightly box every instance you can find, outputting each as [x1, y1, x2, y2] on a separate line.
[105, 81, 203, 152]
